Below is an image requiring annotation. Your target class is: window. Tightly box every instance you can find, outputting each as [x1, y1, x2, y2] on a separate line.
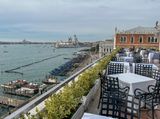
[130, 37, 134, 43]
[148, 37, 151, 43]
[155, 38, 158, 43]
[120, 36, 127, 43]
[120, 37, 123, 43]
[124, 37, 127, 42]
[139, 36, 143, 43]
[151, 37, 154, 43]
[148, 36, 158, 43]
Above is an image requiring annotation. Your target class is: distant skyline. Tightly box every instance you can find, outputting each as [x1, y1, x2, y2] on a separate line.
[0, 0, 160, 42]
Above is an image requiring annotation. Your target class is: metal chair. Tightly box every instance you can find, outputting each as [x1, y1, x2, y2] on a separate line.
[134, 80, 160, 119]
[107, 63, 124, 75]
[98, 75, 129, 108]
[100, 92, 141, 119]
[112, 57, 124, 62]
[135, 63, 152, 78]
[152, 69, 160, 81]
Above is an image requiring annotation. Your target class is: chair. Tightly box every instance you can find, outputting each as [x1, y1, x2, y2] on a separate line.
[134, 80, 160, 119]
[98, 75, 129, 108]
[142, 58, 148, 63]
[107, 63, 124, 75]
[135, 63, 152, 77]
[112, 57, 124, 62]
[152, 69, 160, 81]
[100, 92, 141, 119]
[111, 56, 117, 61]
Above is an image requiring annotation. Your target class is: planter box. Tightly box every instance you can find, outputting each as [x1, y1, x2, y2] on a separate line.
[71, 79, 100, 119]
[71, 104, 84, 119]
[82, 80, 100, 111]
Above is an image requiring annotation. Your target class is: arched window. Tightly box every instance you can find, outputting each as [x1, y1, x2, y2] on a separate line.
[130, 37, 134, 43]
[120, 36, 127, 43]
[155, 38, 158, 43]
[151, 37, 154, 43]
[120, 37, 123, 43]
[124, 37, 127, 42]
[148, 37, 151, 43]
[139, 36, 143, 43]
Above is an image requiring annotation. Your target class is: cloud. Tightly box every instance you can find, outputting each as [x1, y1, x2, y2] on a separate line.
[0, 0, 159, 41]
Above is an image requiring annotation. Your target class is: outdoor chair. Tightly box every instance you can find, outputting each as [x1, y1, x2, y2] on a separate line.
[135, 63, 153, 78]
[111, 56, 117, 61]
[134, 80, 160, 119]
[100, 92, 141, 119]
[142, 58, 148, 63]
[107, 63, 124, 75]
[152, 69, 160, 81]
[111, 57, 124, 62]
[98, 75, 130, 108]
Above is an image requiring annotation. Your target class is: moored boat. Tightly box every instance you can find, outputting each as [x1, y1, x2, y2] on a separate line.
[42, 75, 60, 85]
[1, 79, 39, 97]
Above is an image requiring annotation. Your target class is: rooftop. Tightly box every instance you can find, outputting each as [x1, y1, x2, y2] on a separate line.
[117, 26, 160, 34]
[82, 48, 160, 119]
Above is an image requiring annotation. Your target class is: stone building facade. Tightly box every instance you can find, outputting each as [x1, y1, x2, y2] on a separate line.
[114, 23, 160, 50]
[99, 40, 114, 57]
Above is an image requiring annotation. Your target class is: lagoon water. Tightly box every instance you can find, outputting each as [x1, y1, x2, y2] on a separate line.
[0, 44, 88, 117]
[0, 44, 87, 83]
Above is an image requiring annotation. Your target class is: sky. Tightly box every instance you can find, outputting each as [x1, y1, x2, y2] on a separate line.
[0, 0, 160, 42]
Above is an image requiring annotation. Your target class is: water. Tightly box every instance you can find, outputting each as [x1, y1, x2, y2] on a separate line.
[0, 44, 88, 117]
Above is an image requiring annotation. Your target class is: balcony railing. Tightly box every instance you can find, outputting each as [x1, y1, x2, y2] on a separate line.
[4, 57, 104, 119]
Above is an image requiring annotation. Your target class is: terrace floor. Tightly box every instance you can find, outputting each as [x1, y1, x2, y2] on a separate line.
[85, 87, 160, 119]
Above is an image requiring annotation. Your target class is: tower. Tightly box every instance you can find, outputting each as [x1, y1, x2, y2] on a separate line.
[113, 27, 117, 49]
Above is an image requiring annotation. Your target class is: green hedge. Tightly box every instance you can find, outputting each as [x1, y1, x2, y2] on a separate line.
[27, 48, 120, 119]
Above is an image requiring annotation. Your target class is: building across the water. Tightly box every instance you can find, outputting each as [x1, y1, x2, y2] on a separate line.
[55, 35, 79, 48]
[114, 21, 160, 50]
[99, 39, 114, 57]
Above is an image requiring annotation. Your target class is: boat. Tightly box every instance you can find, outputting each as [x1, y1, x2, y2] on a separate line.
[1, 80, 28, 89]
[63, 57, 71, 60]
[1, 80, 39, 97]
[3, 51, 8, 53]
[42, 75, 60, 85]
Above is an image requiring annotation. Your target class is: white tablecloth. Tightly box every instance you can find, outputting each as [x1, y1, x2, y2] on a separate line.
[122, 56, 133, 62]
[109, 73, 156, 111]
[116, 56, 133, 62]
[109, 73, 156, 95]
[82, 113, 115, 119]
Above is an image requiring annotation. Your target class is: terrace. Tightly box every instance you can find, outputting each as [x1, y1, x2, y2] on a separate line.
[81, 48, 160, 119]
[3, 48, 160, 119]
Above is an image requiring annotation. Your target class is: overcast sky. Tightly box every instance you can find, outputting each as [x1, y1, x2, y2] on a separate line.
[0, 0, 159, 42]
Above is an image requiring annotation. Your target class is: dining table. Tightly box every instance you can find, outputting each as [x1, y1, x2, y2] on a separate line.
[109, 73, 156, 111]
[109, 73, 156, 95]
[81, 113, 116, 119]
